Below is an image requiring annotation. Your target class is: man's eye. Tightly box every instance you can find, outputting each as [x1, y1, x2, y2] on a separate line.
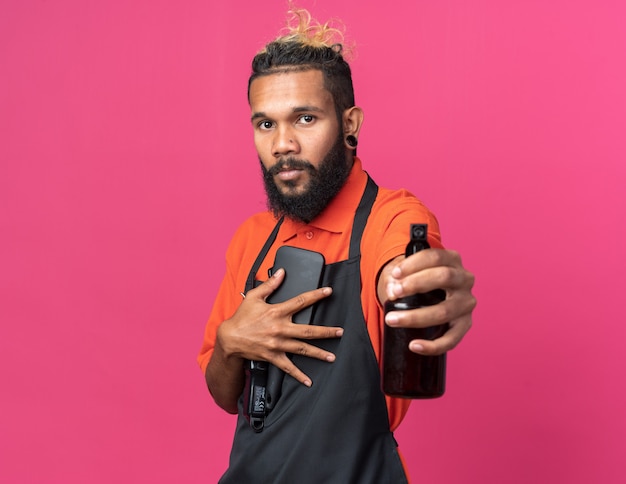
[299, 115, 315, 124]
[259, 121, 273, 129]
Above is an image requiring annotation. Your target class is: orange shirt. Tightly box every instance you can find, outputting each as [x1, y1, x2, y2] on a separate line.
[198, 157, 443, 431]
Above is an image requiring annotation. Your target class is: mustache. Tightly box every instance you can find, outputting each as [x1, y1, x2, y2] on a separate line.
[267, 157, 315, 176]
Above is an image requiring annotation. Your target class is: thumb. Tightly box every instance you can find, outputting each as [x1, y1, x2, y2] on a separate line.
[250, 267, 285, 300]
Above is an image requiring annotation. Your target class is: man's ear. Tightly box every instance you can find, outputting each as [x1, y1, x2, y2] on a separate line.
[342, 106, 364, 138]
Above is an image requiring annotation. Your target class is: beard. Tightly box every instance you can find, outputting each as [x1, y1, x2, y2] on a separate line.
[261, 134, 351, 223]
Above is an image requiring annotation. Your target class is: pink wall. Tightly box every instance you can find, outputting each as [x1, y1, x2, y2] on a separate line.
[1, 1, 624, 482]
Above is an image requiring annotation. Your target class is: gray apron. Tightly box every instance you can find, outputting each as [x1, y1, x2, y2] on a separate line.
[219, 177, 408, 483]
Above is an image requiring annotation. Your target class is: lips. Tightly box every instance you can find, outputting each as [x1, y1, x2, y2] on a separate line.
[268, 158, 313, 176]
[276, 168, 303, 181]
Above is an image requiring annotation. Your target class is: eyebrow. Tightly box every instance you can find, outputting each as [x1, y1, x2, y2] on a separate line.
[250, 105, 325, 122]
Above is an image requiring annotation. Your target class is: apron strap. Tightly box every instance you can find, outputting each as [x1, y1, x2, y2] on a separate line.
[349, 175, 378, 259]
[245, 216, 284, 293]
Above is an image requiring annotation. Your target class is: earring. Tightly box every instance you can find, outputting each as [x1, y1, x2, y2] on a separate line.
[346, 135, 358, 148]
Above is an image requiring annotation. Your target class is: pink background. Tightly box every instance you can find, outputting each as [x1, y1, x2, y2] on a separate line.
[1, 0, 624, 482]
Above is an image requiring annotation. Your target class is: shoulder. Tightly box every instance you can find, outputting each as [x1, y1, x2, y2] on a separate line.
[225, 211, 279, 262]
[231, 211, 277, 238]
[375, 185, 433, 211]
[361, 183, 443, 276]
[371, 185, 441, 239]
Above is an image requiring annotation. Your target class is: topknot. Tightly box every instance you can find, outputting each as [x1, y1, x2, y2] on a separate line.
[248, 5, 357, 116]
[259, 5, 354, 61]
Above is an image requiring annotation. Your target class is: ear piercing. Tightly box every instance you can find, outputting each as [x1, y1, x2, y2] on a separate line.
[346, 135, 358, 147]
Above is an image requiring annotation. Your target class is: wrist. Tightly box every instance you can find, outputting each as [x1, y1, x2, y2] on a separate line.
[215, 319, 239, 361]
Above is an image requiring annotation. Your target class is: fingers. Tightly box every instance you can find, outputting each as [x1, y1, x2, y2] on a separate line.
[385, 293, 477, 329]
[262, 313, 343, 373]
[247, 268, 335, 313]
[269, 338, 339, 388]
[386, 249, 474, 300]
[233, 272, 342, 387]
[247, 267, 287, 300]
[392, 248, 462, 278]
[407, 314, 473, 355]
[383, 248, 477, 356]
[272, 354, 314, 387]
[281, 286, 334, 317]
[285, 323, 344, 341]
[255, 325, 341, 388]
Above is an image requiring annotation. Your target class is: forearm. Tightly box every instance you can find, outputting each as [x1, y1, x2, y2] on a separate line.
[205, 328, 246, 414]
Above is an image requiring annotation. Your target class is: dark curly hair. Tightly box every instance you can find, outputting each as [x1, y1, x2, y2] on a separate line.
[247, 7, 355, 120]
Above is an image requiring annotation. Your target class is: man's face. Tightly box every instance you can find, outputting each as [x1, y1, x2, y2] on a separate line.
[249, 70, 350, 222]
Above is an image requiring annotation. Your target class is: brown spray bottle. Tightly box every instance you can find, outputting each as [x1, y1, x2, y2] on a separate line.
[382, 224, 448, 398]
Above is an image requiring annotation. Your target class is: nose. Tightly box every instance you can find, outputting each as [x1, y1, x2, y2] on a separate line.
[272, 126, 300, 158]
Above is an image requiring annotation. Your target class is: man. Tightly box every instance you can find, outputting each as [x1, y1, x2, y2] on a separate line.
[198, 7, 476, 483]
